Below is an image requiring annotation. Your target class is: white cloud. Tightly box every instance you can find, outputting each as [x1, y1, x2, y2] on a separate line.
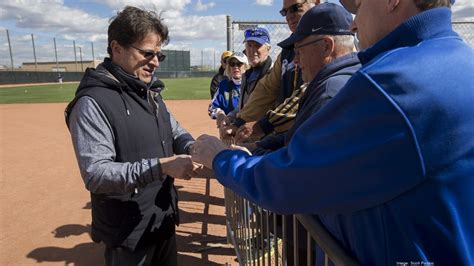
[98, 0, 192, 12]
[452, 0, 474, 21]
[255, 0, 273, 6]
[163, 14, 227, 43]
[0, 0, 108, 37]
[195, 0, 216, 11]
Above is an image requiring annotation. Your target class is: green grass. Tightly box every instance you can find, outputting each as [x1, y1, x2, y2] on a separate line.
[0, 77, 211, 104]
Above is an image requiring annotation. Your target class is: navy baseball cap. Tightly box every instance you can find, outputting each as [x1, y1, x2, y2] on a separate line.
[340, 0, 455, 14]
[244, 27, 270, 45]
[278, 3, 353, 49]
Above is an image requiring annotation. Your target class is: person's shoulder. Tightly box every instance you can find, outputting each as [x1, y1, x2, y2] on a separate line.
[66, 95, 102, 127]
[322, 75, 352, 98]
[211, 72, 223, 81]
[216, 78, 231, 90]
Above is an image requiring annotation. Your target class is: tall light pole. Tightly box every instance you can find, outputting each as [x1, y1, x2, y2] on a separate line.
[53, 37, 59, 72]
[79, 46, 84, 72]
[6, 29, 14, 70]
[31, 34, 37, 72]
[73, 40, 78, 72]
[213, 49, 216, 70]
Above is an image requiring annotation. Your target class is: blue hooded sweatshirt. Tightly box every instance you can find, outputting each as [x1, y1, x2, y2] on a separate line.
[212, 7, 474, 265]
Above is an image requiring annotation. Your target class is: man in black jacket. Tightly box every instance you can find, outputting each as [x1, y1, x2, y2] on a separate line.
[65, 6, 203, 266]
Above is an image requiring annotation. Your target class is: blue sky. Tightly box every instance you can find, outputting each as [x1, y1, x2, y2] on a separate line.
[0, 0, 472, 68]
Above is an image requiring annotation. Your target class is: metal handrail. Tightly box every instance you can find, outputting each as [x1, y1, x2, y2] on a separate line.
[296, 215, 359, 266]
[224, 188, 360, 266]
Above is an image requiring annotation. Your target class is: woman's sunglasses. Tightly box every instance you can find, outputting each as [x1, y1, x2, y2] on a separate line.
[229, 61, 244, 67]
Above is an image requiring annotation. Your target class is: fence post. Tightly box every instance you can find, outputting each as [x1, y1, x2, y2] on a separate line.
[31, 34, 37, 72]
[6, 29, 14, 70]
[79, 46, 84, 72]
[201, 49, 204, 69]
[91, 41, 95, 62]
[213, 49, 216, 70]
[53, 37, 59, 72]
[226, 15, 232, 51]
[73, 41, 78, 71]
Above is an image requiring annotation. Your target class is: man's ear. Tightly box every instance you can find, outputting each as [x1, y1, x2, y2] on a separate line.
[324, 37, 335, 57]
[387, 0, 401, 12]
[110, 40, 122, 58]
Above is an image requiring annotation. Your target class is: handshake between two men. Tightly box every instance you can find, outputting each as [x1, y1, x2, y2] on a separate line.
[162, 134, 251, 181]
[163, 111, 255, 181]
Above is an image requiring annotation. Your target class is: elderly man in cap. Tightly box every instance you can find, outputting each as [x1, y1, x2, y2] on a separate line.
[237, 4, 359, 264]
[238, 27, 272, 109]
[224, 0, 318, 144]
[241, 3, 359, 154]
[218, 27, 273, 141]
[192, 0, 474, 264]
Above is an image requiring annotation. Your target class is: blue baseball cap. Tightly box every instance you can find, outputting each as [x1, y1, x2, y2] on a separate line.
[244, 27, 270, 45]
[278, 3, 353, 49]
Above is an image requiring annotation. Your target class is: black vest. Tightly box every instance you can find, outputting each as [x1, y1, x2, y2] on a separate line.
[66, 64, 177, 250]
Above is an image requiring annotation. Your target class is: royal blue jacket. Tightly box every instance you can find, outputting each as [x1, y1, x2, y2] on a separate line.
[212, 8, 474, 265]
[208, 79, 240, 119]
[257, 53, 360, 152]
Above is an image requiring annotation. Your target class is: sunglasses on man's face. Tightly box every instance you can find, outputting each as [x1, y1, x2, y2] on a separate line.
[279, 1, 306, 17]
[131, 45, 166, 62]
[229, 61, 244, 67]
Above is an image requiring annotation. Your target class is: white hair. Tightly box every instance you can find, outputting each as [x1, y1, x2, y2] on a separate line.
[330, 35, 356, 52]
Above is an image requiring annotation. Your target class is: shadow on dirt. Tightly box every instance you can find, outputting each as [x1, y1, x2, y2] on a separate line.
[27, 176, 235, 265]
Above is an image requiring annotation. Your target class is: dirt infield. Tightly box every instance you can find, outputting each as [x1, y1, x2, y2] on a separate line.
[0, 100, 237, 265]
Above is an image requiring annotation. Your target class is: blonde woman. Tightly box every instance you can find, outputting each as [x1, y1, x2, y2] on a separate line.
[208, 52, 249, 121]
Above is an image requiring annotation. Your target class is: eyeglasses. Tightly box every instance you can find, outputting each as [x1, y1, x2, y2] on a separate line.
[131, 45, 166, 62]
[279, 1, 307, 17]
[229, 61, 244, 67]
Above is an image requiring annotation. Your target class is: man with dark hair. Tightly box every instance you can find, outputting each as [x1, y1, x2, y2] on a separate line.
[65, 6, 202, 265]
[193, 0, 474, 264]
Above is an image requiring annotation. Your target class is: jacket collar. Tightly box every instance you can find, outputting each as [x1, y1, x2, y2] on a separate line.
[103, 58, 149, 98]
[308, 52, 360, 89]
[358, 7, 457, 65]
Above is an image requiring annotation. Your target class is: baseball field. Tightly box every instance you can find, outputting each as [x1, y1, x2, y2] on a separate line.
[0, 78, 238, 265]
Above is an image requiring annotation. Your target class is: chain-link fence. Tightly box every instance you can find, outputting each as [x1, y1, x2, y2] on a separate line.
[229, 20, 289, 64]
[452, 22, 474, 47]
[228, 20, 474, 58]
[0, 29, 101, 71]
[0, 29, 214, 72]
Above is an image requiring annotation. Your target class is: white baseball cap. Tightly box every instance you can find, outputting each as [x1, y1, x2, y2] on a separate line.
[228, 52, 248, 65]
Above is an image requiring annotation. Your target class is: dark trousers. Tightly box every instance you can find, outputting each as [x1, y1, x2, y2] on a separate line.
[104, 220, 177, 266]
